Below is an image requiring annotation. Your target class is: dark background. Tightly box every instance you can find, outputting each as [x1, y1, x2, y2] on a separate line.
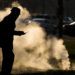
[0, 0, 75, 16]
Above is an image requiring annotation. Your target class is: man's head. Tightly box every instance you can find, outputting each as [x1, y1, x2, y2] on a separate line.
[11, 7, 20, 19]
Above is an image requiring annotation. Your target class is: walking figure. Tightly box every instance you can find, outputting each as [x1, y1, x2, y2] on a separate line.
[0, 7, 25, 74]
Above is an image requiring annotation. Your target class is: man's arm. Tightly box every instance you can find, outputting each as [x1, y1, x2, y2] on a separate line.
[14, 31, 25, 36]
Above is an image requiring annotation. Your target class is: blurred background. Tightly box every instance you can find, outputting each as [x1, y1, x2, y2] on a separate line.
[0, 0, 75, 74]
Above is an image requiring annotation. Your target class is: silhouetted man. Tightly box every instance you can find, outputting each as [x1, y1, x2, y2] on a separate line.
[0, 7, 25, 74]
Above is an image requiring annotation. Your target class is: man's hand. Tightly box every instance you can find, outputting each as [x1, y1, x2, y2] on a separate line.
[14, 31, 26, 36]
[18, 31, 25, 36]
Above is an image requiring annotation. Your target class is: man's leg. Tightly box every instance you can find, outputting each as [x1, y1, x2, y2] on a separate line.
[1, 42, 14, 74]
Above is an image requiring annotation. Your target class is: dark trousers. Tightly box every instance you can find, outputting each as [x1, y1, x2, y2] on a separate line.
[1, 40, 14, 74]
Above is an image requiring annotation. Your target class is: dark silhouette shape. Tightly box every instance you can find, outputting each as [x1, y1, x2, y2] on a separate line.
[0, 7, 25, 74]
[57, 0, 64, 38]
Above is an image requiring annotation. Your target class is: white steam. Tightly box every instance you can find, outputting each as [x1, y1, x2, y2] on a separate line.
[0, 2, 70, 74]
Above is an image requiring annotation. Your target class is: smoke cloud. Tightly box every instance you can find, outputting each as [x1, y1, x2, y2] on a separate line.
[0, 2, 70, 74]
